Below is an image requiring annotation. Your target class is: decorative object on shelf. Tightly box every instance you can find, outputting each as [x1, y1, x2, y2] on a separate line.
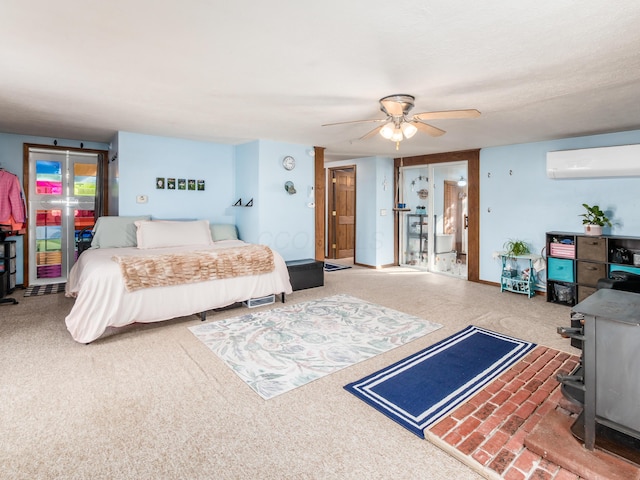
[502, 239, 531, 278]
[232, 198, 253, 207]
[284, 181, 296, 195]
[579, 203, 611, 236]
[282, 155, 296, 171]
[503, 239, 531, 257]
[410, 175, 429, 200]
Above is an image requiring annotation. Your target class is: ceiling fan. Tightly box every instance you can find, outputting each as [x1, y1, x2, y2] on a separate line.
[322, 94, 480, 149]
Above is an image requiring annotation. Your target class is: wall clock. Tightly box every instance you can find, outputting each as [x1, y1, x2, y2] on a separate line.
[282, 155, 296, 171]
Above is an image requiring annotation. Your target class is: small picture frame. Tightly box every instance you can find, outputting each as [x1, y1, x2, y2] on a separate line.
[177, 179, 186, 190]
[197, 180, 205, 191]
[188, 179, 196, 191]
[156, 177, 165, 189]
[167, 178, 176, 190]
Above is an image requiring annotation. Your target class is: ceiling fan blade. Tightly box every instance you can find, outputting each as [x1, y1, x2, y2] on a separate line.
[414, 109, 481, 121]
[412, 120, 446, 137]
[359, 125, 384, 140]
[322, 118, 387, 127]
[380, 99, 404, 117]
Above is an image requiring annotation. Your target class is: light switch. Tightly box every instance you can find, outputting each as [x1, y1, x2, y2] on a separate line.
[380, 209, 387, 216]
[136, 195, 148, 204]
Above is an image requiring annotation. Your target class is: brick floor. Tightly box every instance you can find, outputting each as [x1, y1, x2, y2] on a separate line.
[426, 346, 584, 480]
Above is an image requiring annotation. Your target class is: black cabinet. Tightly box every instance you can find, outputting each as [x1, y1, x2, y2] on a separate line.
[546, 231, 640, 306]
[1, 240, 18, 305]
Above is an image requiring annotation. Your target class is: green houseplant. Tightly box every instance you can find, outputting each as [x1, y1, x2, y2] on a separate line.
[503, 239, 531, 258]
[579, 203, 611, 236]
[501, 239, 531, 278]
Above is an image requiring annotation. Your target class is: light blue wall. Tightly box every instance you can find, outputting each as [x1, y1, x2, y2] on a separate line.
[5, 127, 640, 287]
[117, 131, 236, 223]
[252, 140, 315, 261]
[0, 132, 109, 284]
[330, 156, 395, 267]
[234, 141, 261, 242]
[375, 158, 396, 266]
[480, 129, 640, 286]
[116, 134, 314, 261]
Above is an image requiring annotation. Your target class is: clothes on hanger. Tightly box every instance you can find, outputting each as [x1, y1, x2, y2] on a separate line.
[0, 169, 26, 232]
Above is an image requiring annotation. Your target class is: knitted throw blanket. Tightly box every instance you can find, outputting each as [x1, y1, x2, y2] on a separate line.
[112, 244, 275, 292]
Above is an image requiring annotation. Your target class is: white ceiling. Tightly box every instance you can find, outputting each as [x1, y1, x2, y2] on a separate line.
[2, 1, 640, 161]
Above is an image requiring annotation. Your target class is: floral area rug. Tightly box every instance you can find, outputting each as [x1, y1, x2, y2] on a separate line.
[189, 294, 442, 400]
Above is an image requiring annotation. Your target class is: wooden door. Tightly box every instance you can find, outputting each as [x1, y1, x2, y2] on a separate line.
[328, 167, 355, 259]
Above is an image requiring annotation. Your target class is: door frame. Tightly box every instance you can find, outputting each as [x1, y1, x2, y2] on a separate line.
[394, 149, 480, 282]
[22, 143, 109, 287]
[326, 165, 356, 260]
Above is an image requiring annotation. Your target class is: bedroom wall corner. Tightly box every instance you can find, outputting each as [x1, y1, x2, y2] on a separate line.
[234, 141, 260, 243]
[235, 140, 314, 261]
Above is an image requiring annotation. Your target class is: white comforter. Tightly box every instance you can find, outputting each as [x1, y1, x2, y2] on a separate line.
[65, 240, 292, 343]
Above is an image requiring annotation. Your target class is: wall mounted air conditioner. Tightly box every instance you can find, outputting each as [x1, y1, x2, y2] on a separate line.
[546, 144, 640, 179]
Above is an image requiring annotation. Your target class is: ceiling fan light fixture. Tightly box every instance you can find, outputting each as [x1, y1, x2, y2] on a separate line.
[380, 122, 395, 139]
[401, 122, 418, 139]
[391, 127, 404, 143]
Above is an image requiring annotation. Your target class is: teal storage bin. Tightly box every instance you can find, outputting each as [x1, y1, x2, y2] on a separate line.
[548, 257, 574, 282]
[610, 264, 640, 275]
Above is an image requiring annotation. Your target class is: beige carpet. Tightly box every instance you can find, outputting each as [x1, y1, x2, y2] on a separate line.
[0, 266, 577, 480]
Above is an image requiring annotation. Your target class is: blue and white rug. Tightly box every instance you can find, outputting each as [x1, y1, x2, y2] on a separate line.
[189, 294, 442, 400]
[344, 325, 536, 438]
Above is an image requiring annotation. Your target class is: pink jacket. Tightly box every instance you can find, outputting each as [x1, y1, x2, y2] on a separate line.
[0, 170, 26, 224]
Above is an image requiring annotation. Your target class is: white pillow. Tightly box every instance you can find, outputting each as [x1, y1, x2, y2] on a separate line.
[90, 215, 151, 249]
[210, 224, 239, 241]
[135, 220, 212, 249]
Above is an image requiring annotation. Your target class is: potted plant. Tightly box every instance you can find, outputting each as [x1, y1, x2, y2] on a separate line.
[503, 239, 531, 258]
[502, 239, 531, 276]
[579, 203, 611, 236]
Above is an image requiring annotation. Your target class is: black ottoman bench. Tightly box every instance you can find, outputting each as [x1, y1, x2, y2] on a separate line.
[286, 259, 324, 291]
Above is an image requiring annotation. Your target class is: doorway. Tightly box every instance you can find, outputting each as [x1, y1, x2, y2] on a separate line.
[24, 146, 106, 286]
[327, 166, 355, 260]
[394, 150, 479, 282]
[398, 161, 469, 278]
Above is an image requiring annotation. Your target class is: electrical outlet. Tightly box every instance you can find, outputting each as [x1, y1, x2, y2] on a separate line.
[136, 195, 148, 204]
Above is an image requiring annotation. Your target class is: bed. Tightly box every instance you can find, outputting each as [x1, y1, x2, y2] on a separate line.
[65, 217, 292, 343]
